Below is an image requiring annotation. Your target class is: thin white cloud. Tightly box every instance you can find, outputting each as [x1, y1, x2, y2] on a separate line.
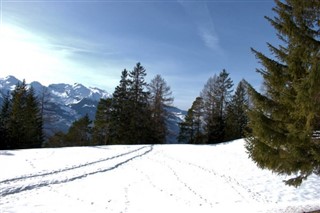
[178, 1, 221, 52]
[198, 26, 219, 50]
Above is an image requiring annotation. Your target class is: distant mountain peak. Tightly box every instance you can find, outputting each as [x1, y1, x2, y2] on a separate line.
[0, 75, 184, 143]
[1, 75, 20, 84]
[4, 75, 19, 81]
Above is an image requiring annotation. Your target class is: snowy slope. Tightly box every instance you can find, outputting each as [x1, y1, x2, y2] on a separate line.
[1, 139, 319, 213]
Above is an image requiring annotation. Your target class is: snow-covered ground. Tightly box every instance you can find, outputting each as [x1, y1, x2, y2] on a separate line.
[1, 139, 319, 213]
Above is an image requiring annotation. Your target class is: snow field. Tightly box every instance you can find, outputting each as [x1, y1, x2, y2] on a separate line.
[1, 139, 320, 213]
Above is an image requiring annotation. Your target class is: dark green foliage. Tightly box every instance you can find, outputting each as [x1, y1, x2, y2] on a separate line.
[109, 64, 153, 144]
[246, 0, 320, 186]
[45, 131, 66, 148]
[24, 87, 44, 148]
[178, 97, 204, 144]
[65, 114, 92, 146]
[9, 81, 29, 148]
[92, 98, 112, 145]
[110, 69, 132, 144]
[201, 69, 233, 143]
[178, 108, 195, 144]
[0, 81, 44, 149]
[148, 74, 174, 144]
[104, 63, 169, 145]
[46, 115, 92, 147]
[47, 62, 174, 146]
[0, 92, 11, 149]
[127, 63, 153, 144]
[225, 80, 249, 140]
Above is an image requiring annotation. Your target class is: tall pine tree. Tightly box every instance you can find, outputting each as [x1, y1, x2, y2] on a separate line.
[0, 92, 11, 149]
[201, 69, 233, 143]
[226, 80, 249, 141]
[178, 97, 204, 144]
[24, 87, 44, 148]
[127, 63, 153, 144]
[92, 98, 112, 145]
[111, 69, 131, 144]
[246, 0, 320, 186]
[0, 81, 44, 149]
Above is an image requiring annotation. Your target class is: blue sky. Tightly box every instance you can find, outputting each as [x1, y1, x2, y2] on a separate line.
[0, 0, 277, 110]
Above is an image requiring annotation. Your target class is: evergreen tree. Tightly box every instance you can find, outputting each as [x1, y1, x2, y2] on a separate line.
[65, 114, 92, 146]
[178, 97, 204, 144]
[110, 69, 132, 144]
[92, 98, 112, 145]
[0, 92, 11, 149]
[45, 131, 66, 148]
[226, 80, 249, 140]
[191, 97, 205, 144]
[246, 0, 320, 186]
[201, 69, 233, 143]
[148, 74, 174, 143]
[127, 63, 153, 144]
[178, 108, 195, 144]
[24, 87, 44, 148]
[9, 81, 29, 149]
[0, 81, 44, 149]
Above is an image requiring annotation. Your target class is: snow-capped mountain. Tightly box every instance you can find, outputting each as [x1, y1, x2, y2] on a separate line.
[0, 76, 186, 143]
[0, 76, 110, 137]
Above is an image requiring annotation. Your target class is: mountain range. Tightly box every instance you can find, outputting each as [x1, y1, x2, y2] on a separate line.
[0, 75, 186, 143]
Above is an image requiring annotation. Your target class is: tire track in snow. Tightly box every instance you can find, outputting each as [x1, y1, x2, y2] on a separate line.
[0, 145, 153, 197]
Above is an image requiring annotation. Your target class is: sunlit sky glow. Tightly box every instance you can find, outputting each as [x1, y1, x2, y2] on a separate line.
[0, 0, 277, 110]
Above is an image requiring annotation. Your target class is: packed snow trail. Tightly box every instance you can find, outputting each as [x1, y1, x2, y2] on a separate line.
[0, 145, 153, 197]
[1, 140, 320, 213]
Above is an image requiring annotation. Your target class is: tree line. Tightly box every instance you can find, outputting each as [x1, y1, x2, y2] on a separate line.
[46, 63, 174, 147]
[178, 69, 249, 144]
[0, 81, 43, 149]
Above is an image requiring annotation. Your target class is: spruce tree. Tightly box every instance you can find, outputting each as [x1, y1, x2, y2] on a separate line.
[178, 97, 204, 144]
[226, 80, 249, 140]
[24, 87, 44, 148]
[246, 0, 320, 186]
[148, 74, 174, 144]
[65, 114, 92, 146]
[0, 92, 11, 149]
[92, 98, 112, 145]
[128, 63, 153, 144]
[9, 81, 28, 149]
[111, 69, 132, 144]
[178, 108, 195, 144]
[191, 97, 205, 144]
[201, 69, 233, 143]
[1, 81, 44, 149]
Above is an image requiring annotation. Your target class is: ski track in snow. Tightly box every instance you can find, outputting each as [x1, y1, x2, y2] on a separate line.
[0, 146, 153, 197]
[1, 140, 320, 213]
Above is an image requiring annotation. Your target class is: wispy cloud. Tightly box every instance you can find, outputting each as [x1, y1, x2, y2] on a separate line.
[198, 26, 219, 50]
[177, 0, 221, 52]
